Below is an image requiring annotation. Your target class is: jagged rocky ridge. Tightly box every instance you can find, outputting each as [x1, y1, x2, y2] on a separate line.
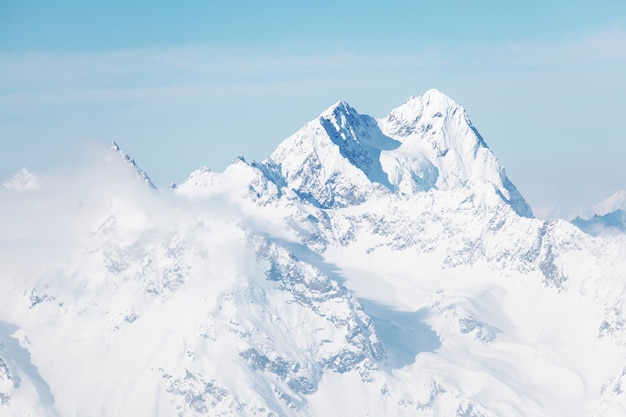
[110, 141, 157, 189]
[2, 90, 626, 417]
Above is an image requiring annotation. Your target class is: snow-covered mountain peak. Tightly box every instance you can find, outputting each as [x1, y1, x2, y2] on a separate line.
[319, 99, 355, 119]
[380, 89, 482, 148]
[181, 90, 532, 216]
[377, 90, 532, 217]
[1, 167, 40, 191]
[581, 189, 626, 219]
[109, 141, 157, 190]
[177, 89, 533, 217]
[266, 100, 397, 208]
[382, 89, 466, 137]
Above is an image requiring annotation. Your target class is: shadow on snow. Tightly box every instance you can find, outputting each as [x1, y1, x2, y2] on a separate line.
[264, 235, 441, 370]
[0, 321, 56, 407]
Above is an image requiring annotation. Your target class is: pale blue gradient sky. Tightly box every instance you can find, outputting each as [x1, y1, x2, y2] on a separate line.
[1, 1, 625, 218]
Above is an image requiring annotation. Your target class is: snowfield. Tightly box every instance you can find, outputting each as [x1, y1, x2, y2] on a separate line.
[1, 90, 626, 417]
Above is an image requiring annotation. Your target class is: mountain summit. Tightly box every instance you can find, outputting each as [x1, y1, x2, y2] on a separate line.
[260, 89, 533, 217]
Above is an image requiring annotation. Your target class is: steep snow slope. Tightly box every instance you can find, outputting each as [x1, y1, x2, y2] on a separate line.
[378, 89, 532, 217]
[263, 89, 532, 217]
[2, 91, 626, 417]
[266, 100, 396, 208]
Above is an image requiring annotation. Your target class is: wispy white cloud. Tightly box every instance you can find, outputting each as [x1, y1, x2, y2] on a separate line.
[471, 23, 626, 70]
[1, 23, 625, 217]
[0, 46, 427, 104]
[2, 23, 626, 107]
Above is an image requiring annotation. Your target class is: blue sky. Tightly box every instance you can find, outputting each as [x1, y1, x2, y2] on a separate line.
[1, 1, 626, 217]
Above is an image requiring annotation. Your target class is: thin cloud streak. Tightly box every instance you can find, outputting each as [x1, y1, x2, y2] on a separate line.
[0, 47, 426, 98]
[2, 24, 625, 106]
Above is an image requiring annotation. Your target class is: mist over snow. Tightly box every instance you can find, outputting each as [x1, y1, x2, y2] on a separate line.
[2, 91, 626, 417]
[1, 168, 40, 191]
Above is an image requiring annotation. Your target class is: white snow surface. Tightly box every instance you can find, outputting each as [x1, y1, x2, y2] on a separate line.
[2, 90, 626, 417]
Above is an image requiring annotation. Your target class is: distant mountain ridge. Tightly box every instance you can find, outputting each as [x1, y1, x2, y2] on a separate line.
[580, 190, 626, 219]
[572, 190, 626, 236]
[572, 209, 626, 236]
[1, 167, 40, 191]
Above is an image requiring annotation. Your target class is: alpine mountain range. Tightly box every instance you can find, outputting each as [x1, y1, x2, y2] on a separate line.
[1, 89, 626, 417]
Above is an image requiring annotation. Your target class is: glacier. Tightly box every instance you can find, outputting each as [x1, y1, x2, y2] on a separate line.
[1, 89, 626, 417]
